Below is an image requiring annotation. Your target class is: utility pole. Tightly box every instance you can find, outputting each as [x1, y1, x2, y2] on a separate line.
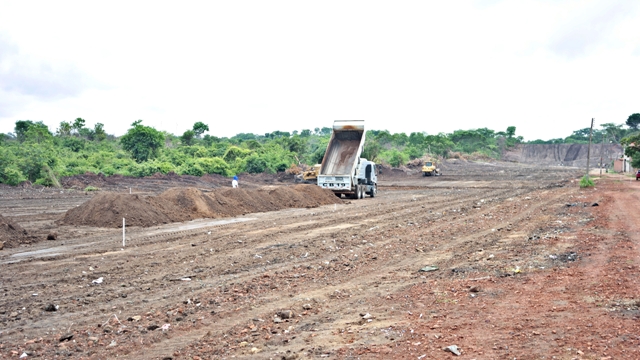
[586, 118, 594, 178]
[600, 131, 605, 176]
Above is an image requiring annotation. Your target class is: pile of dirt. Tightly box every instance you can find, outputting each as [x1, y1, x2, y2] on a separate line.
[59, 184, 342, 228]
[0, 214, 29, 249]
[59, 193, 180, 228]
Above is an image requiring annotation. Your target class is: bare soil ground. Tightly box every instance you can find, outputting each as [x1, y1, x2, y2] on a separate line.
[1, 161, 639, 359]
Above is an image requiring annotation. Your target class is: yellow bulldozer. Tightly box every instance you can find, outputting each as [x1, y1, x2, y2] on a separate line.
[295, 164, 322, 183]
[421, 160, 441, 177]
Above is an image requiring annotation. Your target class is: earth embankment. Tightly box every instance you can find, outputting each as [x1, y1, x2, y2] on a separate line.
[59, 184, 342, 228]
[503, 143, 622, 167]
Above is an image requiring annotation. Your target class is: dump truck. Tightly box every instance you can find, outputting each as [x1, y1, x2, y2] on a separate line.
[421, 160, 441, 176]
[317, 120, 378, 199]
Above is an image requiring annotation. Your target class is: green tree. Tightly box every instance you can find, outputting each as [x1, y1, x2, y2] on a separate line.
[387, 149, 407, 167]
[72, 118, 86, 134]
[622, 133, 640, 168]
[506, 126, 516, 138]
[94, 123, 107, 141]
[15, 120, 50, 142]
[245, 154, 268, 173]
[600, 123, 624, 143]
[24, 125, 54, 144]
[626, 113, 640, 130]
[181, 130, 195, 145]
[120, 120, 165, 162]
[300, 129, 311, 137]
[57, 121, 72, 136]
[192, 122, 209, 137]
[424, 133, 454, 157]
[362, 138, 381, 162]
[223, 146, 251, 162]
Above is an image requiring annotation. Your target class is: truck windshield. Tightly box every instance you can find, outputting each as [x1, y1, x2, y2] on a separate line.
[426, 162, 432, 166]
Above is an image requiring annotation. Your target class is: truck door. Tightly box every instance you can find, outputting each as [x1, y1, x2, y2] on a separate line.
[365, 164, 372, 184]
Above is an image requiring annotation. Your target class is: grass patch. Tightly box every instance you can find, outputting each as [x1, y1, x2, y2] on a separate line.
[580, 175, 595, 188]
[84, 186, 100, 192]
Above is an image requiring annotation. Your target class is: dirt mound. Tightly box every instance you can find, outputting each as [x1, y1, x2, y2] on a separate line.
[59, 184, 342, 228]
[158, 187, 222, 220]
[0, 214, 29, 249]
[59, 193, 179, 228]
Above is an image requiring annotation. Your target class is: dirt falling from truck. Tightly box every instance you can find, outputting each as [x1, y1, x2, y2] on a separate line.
[58, 184, 342, 228]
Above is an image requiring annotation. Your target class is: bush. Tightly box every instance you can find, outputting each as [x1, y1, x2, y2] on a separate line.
[62, 137, 85, 152]
[245, 154, 268, 173]
[223, 146, 251, 162]
[1, 166, 27, 185]
[580, 175, 595, 188]
[387, 149, 407, 167]
[129, 161, 176, 177]
[178, 161, 205, 176]
[195, 157, 230, 176]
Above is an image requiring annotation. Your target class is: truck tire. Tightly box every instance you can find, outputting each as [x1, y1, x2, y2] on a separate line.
[369, 184, 377, 198]
[350, 188, 359, 200]
[358, 185, 364, 199]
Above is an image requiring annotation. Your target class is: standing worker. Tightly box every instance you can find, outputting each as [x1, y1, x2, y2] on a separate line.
[232, 175, 239, 188]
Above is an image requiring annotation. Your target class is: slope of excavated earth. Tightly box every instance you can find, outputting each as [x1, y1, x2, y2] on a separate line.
[59, 185, 342, 228]
[58, 192, 180, 228]
[0, 214, 29, 249]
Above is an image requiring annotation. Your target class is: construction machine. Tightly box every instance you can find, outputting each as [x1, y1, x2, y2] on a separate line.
[317, 120, 378, 199]
[295, 164, 322, 184]
[422, 160, 441, 176]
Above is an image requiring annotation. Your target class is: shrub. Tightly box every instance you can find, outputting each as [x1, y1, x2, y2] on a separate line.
[178, 161, 205, 176]
[1, 166, 27, 186]
[245, 154, 268, 173]
[580, 175, 595, 188]
[195, 157, 230, 176]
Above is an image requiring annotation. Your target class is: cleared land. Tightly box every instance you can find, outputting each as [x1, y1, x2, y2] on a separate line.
[1, 161, 639, 359]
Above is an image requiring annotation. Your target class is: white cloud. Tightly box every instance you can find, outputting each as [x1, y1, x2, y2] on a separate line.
[548, 0, 639, 59]
[0, 0, 638, 140]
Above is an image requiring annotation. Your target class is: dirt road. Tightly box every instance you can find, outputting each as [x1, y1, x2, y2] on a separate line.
[1, 163, 639, 359]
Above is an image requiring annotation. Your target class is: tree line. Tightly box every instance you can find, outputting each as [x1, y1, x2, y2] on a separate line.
[0, 113, 638, 186]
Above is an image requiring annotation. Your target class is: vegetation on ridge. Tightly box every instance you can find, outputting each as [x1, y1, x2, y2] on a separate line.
[0, 115, 637, 186]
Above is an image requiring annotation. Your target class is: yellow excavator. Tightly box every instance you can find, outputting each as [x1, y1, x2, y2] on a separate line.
[422, 161, 441, 177]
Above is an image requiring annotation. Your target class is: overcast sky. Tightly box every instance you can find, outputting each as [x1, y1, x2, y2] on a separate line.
[1, 0, 639, 141]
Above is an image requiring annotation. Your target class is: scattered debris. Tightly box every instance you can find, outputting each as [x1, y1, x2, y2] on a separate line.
[59, 334, 73, 342]
[444, 345, 461, 356]
[277, 310, 294, 319]
[419, 266, 439, 272]
[44, 304, 58, 312]
[92, 277, 104, 284]
[46, 232, 57, 240]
